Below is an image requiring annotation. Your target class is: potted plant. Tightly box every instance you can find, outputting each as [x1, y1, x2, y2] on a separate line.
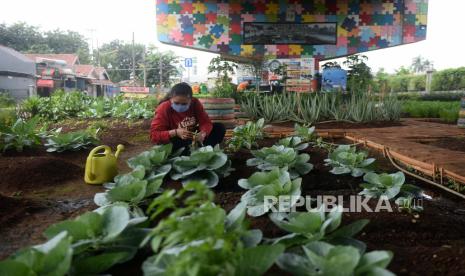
[201, 57, 238, 129]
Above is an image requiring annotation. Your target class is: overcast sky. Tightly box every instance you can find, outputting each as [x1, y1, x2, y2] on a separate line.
[2, 0, 464, 75]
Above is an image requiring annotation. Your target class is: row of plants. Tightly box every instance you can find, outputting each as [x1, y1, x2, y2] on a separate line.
[239, 92, 401, 124]
[19, 90, 157, 122]
[0, 121, 424, 275]
[394, 91, 465, 101]
[374, 67, 465, 93]
[402, 100, 460, 123]
[0, 117, 100, 153]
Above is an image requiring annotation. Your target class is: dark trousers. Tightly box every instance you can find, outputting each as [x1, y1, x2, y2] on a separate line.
[171, 123, 226, 154]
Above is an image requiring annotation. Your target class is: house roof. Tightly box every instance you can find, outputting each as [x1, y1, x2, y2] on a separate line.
[74, 64, 95, 77]
[0, 45, 36, 76]
[24, 54, 80, 67]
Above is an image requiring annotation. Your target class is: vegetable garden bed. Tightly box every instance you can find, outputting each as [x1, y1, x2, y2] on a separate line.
[2, 121, 465, 275]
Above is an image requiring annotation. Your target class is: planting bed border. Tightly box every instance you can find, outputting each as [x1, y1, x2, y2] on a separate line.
[226, 127, 465, 199]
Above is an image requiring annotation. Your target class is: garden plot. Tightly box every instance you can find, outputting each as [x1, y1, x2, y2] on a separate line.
[2, 121, 465, 275]
[0, 119, 153, 259]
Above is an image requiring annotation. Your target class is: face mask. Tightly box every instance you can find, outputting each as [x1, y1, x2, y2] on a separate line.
[171, 102, 190, 113]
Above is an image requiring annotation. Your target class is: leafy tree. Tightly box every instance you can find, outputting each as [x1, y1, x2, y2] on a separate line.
[343, 54, 373, 93]
[0, 22, 44, 52]
[44, 29, 90, 63]
[0, 22, 90, 63]
[208, 56, 238, 86]
[395, 66, 411, 76]
[321, 61, 341, 70]
[98, 40, 145, 83]
[373, 68, 389, 94]
[144, 47, 180, 87]
[237, 59, 266, 93]
[99, 40, 180, 86]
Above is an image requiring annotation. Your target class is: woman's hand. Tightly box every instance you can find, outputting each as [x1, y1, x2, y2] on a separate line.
[175, 128, 193, 140]
[195, 131, 207, 143]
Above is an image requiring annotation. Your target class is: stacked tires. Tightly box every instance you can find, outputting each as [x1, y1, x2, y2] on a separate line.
[199, 98, 236, 129]
[458, 97, 465, 128]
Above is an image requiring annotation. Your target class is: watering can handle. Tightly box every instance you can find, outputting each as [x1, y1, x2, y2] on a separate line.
[88, 145, 111, 180]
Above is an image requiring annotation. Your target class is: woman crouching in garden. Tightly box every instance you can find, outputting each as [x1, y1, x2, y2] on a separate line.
[150, 82, 225, 153]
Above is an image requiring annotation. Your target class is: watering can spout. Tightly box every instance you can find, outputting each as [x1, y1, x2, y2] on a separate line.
[115, 144, 125, 159]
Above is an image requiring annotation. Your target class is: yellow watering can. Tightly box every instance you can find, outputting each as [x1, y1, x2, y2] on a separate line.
[84, 145, 124, 185]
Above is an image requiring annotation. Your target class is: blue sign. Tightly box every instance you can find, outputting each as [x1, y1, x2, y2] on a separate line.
[184, 58, 193, 68]
[322, 68, 347, 92]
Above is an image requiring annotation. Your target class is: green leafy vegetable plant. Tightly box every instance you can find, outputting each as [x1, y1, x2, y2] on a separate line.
[277, 136, 309, 151]
[325, 145, 375, 177]
[277, 241, 394, 276]
[0, 231, 73, 276]
[239, 168, 302, 217]
[269, 206, 369, 249]
[43, 205, 148, 275]
[143, 182, 284, 276]
[359, 171, 424, 212]
[94, 165, 169, 208]
[0, 117, 41, 152]
[44, 127, 100, 152]
[247, 145, 313, 179]
[95, 144, 180, 208]
[171, 145, 233, 188]
[227, 118, 265, 152]
[294, 123, 316, 142]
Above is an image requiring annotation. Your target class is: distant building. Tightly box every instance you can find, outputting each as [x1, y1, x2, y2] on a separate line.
[24, 53, 78, 96]
[0, 45, 36, 100]
[24, 53, 115, 97]
[75, 65, 115, 97]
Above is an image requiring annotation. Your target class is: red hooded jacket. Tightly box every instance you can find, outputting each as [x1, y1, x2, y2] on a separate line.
[150, 98, 212, 144]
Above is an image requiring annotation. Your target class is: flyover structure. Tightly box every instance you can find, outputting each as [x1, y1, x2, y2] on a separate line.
[156, 0, 428, 61]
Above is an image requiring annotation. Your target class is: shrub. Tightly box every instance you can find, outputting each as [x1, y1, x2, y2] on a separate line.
[402, 100, 460, 122]
[431, 67, 465, 92]
[0, 91, 15, 107]
[0, 117, 41, 152]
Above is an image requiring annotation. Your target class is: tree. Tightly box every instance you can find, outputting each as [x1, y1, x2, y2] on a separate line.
[144, 47, 180, 87]
[99, 41, 180, 86]
[98, 40, 146, 83]
[0, 22, 44, 52]
[343, 54, 373, 93]
[236, 59, 265, 93]
[410, 55, 433, 74]
[208, 56, 238, 86]
[44, 29, 90, 63]
[395, 66, 411, 76]
[0, 22, 90, 63]
[374, 68, 389, 94]
[321, 61, 341, 70]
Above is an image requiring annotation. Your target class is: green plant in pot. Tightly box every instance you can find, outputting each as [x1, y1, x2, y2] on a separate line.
[203, 57, 239, 128]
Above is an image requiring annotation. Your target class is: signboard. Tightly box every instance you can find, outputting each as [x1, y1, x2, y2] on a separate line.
[268, 58, 315, 93]
[244, 22, 337, 45]
[184, 58, 193, 68]
[120, 86, 149, 94]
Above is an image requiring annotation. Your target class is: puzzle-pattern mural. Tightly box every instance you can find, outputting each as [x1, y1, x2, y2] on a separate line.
[156, 0, 428, 60]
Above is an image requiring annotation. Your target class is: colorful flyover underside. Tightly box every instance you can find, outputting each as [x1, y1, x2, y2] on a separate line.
[155, 0, 428, 60]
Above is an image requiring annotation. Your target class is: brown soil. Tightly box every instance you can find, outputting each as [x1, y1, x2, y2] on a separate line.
[0, 157, 82, 195]
[417, 136, 465, 153]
